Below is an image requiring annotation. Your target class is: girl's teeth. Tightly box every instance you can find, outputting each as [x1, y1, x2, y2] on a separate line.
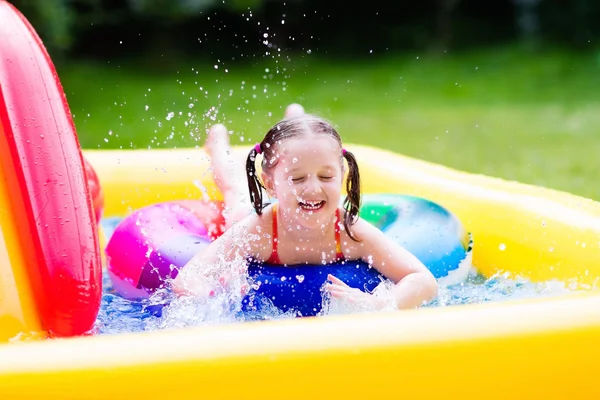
[300, 201, 322, 210]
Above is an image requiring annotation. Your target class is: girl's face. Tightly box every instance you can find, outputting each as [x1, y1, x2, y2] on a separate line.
[262, 135, 344, 230]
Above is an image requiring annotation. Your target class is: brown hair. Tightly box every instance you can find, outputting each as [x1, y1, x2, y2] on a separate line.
[246, 114, 362, 241]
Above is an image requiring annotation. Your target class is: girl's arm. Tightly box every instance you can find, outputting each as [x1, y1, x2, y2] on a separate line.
[172, 214, 268, 297]
[342, 218, 438, 309]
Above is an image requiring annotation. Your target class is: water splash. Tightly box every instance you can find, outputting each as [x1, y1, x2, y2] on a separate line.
[96, 216, 579, 335]
[96, 263, 575, 336]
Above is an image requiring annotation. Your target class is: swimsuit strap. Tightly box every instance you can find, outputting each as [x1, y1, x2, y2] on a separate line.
[335, 208, 345, 261]
[266, 204, 345, 264]
[267, 203, 282, 264]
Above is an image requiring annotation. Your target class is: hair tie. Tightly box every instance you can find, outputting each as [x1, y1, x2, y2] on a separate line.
[342, 148, 347, 156]
[254, 143, 262, 154]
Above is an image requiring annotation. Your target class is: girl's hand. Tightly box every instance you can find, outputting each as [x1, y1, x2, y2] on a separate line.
[217, 274, 250, 297]
[324, 274, 388, 310]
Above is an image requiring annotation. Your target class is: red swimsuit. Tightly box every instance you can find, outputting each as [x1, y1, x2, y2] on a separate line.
[266, 203, 345, 265]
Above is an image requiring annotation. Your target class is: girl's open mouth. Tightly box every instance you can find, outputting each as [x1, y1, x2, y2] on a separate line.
[298, 200, 325, 211]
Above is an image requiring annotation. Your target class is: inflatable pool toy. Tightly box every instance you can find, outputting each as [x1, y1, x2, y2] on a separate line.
[240, 194, 469, 316]
[360, 194, 470, 284]
[106, 200, 225, 300]
[0, 0, 101, 340]
[106, 194, 469, 313]
[3, 1, 600, 398]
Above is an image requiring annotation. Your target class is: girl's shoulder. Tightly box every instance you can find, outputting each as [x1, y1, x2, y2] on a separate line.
[223, 204, 275, 259]
[229, 203, 274, 232]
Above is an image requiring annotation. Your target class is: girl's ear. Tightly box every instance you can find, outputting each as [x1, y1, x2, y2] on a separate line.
[261, 171, 277, 198]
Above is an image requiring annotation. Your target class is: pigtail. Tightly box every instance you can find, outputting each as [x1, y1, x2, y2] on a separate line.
[342, 150, 362, 242]
[246, 146, 265, 215]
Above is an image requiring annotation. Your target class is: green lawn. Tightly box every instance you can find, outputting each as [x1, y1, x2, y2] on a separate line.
[58, 46, 600, 200]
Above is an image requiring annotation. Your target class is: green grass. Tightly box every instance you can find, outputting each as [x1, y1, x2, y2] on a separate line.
[58, 46, 600, 201]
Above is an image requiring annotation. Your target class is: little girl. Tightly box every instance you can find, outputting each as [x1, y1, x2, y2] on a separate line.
[173, 104, 438, 316]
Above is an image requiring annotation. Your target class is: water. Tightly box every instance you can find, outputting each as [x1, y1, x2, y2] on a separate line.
[94, 217, 573, 335]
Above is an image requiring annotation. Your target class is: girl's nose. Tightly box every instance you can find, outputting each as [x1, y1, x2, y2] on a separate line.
[303, 175, 321, 194]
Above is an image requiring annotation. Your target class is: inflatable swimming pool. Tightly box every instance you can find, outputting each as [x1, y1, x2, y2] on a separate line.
[3, 144, 600, 399]
[2, 1, 600, 399]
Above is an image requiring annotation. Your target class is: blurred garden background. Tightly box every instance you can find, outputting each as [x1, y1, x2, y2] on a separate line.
[11, 0, 600, 200]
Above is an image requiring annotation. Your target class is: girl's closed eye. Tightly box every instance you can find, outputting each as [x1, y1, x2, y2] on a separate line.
[290, 175, 333, 182]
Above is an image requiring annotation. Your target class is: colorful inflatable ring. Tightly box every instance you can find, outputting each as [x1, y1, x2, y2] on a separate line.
[360, 194, 471, 284]
[0, 1, 102, 339]
[241, 194, 470, 316]
[106, 200, 225, 300]
[105, 195, 469, 308]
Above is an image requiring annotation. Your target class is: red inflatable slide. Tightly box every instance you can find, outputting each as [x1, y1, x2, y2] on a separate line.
[0, 1, 102, 339]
